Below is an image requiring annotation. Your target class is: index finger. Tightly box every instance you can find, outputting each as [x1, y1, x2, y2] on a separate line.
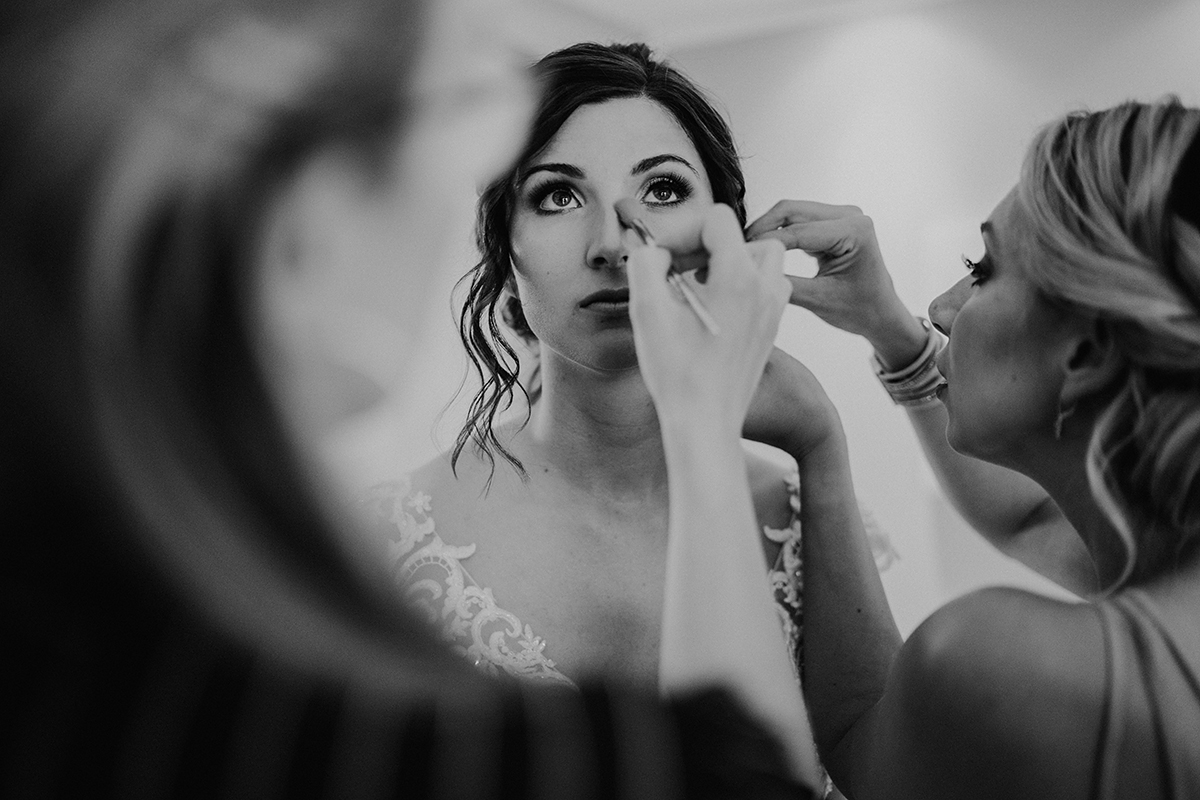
[744, 199, 862, 241]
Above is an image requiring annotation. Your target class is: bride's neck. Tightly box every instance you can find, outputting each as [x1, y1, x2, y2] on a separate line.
[524, 356, 667, 493]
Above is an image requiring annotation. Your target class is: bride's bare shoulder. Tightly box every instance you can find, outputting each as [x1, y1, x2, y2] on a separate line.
[401, 443, 528, 537]
[411, 417, 531, 494]
[403, 448, 471, 500]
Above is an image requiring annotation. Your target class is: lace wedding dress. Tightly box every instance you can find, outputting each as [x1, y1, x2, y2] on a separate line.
[364, 473, 896, 687]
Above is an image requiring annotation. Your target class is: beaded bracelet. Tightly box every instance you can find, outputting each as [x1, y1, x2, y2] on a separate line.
[870, 317, 946, 407]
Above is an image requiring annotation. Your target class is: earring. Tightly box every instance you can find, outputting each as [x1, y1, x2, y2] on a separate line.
[1054, 402, 1076, 440]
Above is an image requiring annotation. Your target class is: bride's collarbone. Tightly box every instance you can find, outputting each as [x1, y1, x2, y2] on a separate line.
[448, 490, 671, 577]
[435, 482, 667, 680]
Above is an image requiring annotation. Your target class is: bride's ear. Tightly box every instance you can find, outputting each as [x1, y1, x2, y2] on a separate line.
[1059, 319, 1125, 409]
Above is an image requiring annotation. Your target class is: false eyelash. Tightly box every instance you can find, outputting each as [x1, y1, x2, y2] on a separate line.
[962, 254, 988, 285]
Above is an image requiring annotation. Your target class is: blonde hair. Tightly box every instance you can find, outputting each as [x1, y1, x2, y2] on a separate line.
[1018, 98, 1200, 590]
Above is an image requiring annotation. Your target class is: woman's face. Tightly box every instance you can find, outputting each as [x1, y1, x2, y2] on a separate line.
[929, 188, 1082, 467]
[509, 95, 714, 371]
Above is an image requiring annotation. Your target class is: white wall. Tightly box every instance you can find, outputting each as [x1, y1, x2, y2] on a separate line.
[670, 0, 1200, 633]
[325, 0, 1200, 636]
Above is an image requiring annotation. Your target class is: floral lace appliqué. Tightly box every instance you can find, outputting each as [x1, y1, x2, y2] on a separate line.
[363, 477, 575, 687]
[764, 471, 898, 680]
[366, 472, 894, 688]
[764, 471, 805, 678]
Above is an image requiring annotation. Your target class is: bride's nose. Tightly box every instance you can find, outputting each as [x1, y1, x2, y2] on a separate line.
[586, 205, 629, 270]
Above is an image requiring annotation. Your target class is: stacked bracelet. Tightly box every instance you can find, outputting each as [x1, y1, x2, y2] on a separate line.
[870, 317, 946, 407]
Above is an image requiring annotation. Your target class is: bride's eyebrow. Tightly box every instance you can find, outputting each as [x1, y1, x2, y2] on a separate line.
[632, 154, 699, 177]
[517, 162, 583, 186]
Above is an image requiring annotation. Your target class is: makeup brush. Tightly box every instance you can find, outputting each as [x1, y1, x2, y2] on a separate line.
[614, 198, 720, 336]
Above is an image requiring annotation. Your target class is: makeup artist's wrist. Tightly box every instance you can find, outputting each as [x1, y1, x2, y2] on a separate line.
[657, 402, 739, 441]
[866, 310, 930, 372]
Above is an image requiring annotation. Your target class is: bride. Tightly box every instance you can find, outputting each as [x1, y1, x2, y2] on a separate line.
[365, 41, 889, 690]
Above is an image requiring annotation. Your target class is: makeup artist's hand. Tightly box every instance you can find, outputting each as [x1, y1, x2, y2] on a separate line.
[627, 203, 789, 433]
[745, 200, 927, 370]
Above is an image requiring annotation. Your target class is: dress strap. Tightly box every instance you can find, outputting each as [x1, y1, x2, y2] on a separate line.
[1091, 601, 1128, 800]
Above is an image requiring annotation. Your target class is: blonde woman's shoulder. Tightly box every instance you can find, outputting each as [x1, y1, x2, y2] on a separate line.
[864, 587, 1106, 799]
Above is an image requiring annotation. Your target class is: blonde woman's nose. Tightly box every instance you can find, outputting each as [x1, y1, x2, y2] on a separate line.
[928, 275, 971, 336]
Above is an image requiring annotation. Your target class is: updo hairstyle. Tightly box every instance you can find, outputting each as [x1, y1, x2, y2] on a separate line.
[1018, 97, 1200, 588]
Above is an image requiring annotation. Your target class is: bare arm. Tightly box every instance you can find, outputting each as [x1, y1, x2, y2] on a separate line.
[627, 205, 820, 787]
[745, 200, 1096, 596]
[744, 348, 901, 757]
[744, 350, 1104, 799]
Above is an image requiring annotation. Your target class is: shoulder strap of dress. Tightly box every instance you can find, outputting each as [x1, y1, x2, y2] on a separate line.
[1090, 600, 1129, 800]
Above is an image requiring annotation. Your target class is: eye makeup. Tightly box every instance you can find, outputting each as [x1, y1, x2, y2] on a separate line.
[525, 179, 581, 214]
[640, 172, 693, 207]
[521, 169, 695, 216]
[961, 254, 991, 286]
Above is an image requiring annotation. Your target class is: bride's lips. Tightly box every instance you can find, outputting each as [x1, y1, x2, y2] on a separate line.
[580, 288, 630, 309]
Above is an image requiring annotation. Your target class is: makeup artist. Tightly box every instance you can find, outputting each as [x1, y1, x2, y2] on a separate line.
[740, 97, 1200, 798]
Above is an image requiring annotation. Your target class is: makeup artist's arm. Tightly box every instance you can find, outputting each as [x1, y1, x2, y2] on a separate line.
[743, 346, 901, 768]
[742, 349, 1082, 800]
[627, 203, 819, 788]
[744, 200, 1097, 596]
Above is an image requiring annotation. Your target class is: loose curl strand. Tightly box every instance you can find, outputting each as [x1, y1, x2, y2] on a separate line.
[452, 174, 533, 481]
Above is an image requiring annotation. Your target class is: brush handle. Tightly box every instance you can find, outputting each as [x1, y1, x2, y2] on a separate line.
[666, 270, 721, 336]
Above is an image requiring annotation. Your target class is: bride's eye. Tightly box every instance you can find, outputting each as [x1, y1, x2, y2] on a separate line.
[532, 183, 582, 214]
[641, 175, 692, 207]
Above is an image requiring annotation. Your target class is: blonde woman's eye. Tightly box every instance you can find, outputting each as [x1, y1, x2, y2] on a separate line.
[962, 254, 990, 286]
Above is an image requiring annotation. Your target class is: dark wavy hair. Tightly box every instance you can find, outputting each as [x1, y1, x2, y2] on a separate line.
[452, 41, 747, 478]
